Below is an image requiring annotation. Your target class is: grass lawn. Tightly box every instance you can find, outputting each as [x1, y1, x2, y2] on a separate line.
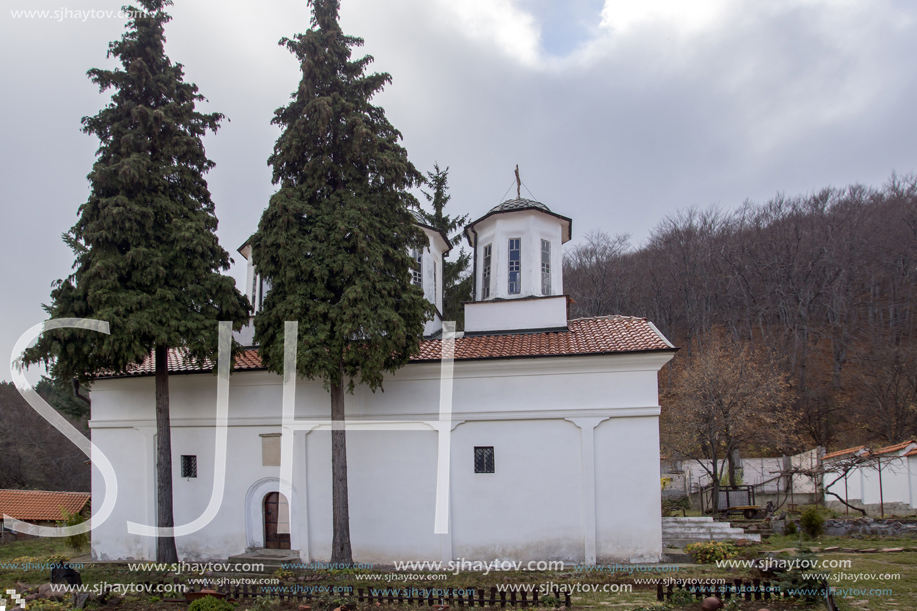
[2, 532, 915, 611]
[757, 534, 917, 611]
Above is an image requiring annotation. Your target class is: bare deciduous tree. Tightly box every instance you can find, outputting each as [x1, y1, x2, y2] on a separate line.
[661, 331, 797, 506]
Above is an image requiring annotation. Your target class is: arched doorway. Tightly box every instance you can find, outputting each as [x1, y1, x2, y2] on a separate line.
[263, 492, 291, 550]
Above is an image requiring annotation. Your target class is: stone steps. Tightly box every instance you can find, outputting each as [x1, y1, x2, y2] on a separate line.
[226, 549, 303, 574]
[662, 517, 760, 548]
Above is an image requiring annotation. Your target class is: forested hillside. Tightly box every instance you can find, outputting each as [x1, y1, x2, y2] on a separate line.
[564, 174, 917, 452]
[0, 382, 90, 491]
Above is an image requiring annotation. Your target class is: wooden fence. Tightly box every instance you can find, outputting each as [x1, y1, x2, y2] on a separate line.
[146, 582, 571, 607]
[656, 577, 831, 603]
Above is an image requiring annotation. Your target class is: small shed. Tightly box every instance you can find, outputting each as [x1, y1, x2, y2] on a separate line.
[0, 489, 90, 541]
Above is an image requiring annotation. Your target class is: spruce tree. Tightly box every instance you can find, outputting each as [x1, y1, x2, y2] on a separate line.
[22, 0, 250, 562]
[419, 164, 472, 327]
[250, 0, 431, 563]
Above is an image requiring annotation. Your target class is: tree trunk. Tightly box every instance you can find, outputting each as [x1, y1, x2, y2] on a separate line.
[710, 454, 720, 515]
[330, 365, 353, 564]
[825, 472, 867, 516]
[727, 450, 738, 486]
[155, 345, 179, 563]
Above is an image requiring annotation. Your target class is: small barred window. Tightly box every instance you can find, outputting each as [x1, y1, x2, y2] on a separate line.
[181, 455, 197, 478]
[474, 446, 495, 473]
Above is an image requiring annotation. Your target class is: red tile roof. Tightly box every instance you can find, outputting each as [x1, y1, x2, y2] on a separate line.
[0, 490, 90, 521]
[823, 445, 866, 460]
[871, 440, 917, 456]
[103, 316, 675, 377]
[824, 441, 917, 460]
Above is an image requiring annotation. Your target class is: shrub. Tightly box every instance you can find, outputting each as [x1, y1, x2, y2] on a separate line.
[189, 595, 235, 611]
[57, 507, 89, 551]
[683, 540, 738, 563]
[799, 507, 825, 538]
[770, 548, 824, 603]
[667, 588, 695, 606]
[30, 603, 69, 611]
[661, 497, 690, 517]
[540, 594, 561, 608]
[784, 520, 797, 536]
[245, 598, 279, 611]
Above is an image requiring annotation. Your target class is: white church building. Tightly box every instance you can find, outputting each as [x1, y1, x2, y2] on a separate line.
[87, 198, 676, 564]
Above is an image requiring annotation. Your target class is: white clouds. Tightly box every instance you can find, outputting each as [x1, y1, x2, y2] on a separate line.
[427, 0, 543, 66]
[1, 0, 917, 380]
[599, 0, 730, 35]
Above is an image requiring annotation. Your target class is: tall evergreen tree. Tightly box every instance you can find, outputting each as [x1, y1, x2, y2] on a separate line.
[419, 164, 471, 327]
[22, 0, 250, 562]
[250, 0, 431, 563]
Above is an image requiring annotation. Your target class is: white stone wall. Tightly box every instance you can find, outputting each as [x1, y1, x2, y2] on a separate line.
[823, 451, 917, 509]
[473, 211, 564, 301]
[89, 352, 672, 563]
[464, 295, 567, 334]
[417, 225, 448, 336]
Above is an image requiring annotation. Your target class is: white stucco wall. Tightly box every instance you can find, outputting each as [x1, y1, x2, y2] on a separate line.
[823, 451, 917, 509]
[89, 352, 672, 563]
[473, 211, 564, 301]
[417, 225, 447, 337]
[860, 456, 911, 505]
[824, 467, 864, 504]
[236, 225, 449, 341]
[464, 296, 567, 334]
[910, 456, 917, 508]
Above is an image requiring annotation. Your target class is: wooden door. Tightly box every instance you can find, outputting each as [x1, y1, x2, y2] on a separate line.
[263, 492, 291, 550]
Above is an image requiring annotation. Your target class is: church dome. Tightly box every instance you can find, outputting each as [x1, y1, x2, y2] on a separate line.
[487, 198, 552, 215]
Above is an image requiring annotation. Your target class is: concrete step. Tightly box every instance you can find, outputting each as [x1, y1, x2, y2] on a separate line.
[662, 524, 743, 531]
[662, 526, 747, 533]
[662, 548, 694, 563]
[662, 532, 761, 541]
[661, 516, 761, 547]
[662, 523, 746, 530]
[663, 536, 761, 548]
[662, 530, 748, 538]
[226, 550, 303, 573]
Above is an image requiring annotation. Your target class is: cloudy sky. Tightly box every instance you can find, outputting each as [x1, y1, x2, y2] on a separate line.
[2, 0, 916, 382]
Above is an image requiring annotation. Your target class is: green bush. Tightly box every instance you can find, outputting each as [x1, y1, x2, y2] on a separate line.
[244, 598, 279, 611]
[784, 520, 797, 536]
[57, 507, 89, 551]
[771, 548, 824, 603]
[799, 507, 825, 538]
[189, 595, 235, 611]
[661, 497, 690, 517]
[667, 588, 695, 606]
[683, 540, 738, 563]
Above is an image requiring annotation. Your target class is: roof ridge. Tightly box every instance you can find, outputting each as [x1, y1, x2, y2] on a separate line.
[870, 439, 917, 454]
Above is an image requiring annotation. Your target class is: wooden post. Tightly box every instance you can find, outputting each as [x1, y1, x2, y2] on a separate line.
[878, 456, 885, 518]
